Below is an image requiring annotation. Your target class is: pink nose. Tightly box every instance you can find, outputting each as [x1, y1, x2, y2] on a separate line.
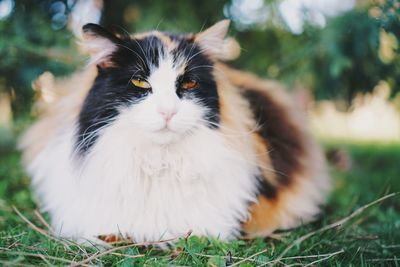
[159, 110, 177, 122]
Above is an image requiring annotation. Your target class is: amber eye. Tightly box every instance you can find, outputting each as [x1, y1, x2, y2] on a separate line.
[180, 80, 198, 90]
[131, 78, 151, 89]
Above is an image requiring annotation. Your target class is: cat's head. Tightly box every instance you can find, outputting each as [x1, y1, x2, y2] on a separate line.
[77, 20, 240, 153]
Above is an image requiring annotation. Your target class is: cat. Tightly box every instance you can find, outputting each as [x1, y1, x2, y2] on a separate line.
[20, 20, 330, 244]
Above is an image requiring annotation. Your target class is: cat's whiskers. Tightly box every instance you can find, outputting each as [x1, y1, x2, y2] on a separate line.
[185, 65, 214, 73]
[83, 100, 126, 112]
[116, 43, 147, 69]
[76, 115, 117, 139]
[73, 114, 118, 155]
[72, 126, 117, 180]
[125, 97, 146, 106]
[125, 69, 142, 87]
[114, 25, 133, 39]
[184, 46, 215, 65]
[73, 121, 115, 158]
[131, 37, 147, 60]
[185, 43, 197, 64]
[75, 123, 113, 150]
[155, 19, 164, 31]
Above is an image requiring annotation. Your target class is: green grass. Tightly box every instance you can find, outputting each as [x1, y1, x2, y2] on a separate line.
[1, 128, 399, 266]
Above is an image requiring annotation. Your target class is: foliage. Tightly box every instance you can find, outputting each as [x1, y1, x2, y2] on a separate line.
[311, 1, 400, 102]
[0, 0, 79, 115]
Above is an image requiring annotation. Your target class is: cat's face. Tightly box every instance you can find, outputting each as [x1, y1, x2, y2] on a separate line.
[77, 21, 237, 153]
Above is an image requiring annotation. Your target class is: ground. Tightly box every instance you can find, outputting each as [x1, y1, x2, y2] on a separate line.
[0, 123, 399, 266]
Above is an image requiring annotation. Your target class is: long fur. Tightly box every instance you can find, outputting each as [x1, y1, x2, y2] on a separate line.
[19, 21, 330, 243]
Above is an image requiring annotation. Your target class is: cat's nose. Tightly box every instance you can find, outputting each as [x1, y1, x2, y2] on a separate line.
[158, 109, 177, 122]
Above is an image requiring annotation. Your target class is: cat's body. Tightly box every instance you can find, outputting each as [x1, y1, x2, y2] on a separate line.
[20, 20, 330, 243]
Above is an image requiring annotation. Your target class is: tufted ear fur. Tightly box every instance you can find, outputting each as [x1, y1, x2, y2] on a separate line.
[195, 20, 241, 61]
[80, 23, 120, 68]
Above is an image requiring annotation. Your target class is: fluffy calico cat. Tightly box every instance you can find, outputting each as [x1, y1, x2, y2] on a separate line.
[20, 20, 330, 244]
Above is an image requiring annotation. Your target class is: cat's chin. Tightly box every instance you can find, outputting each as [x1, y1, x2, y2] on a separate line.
[148, 129, 185, 145]
[146, 123, 198, 145]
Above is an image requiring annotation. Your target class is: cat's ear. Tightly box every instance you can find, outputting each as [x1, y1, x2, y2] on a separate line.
[80, 23, 120, 68]
[195, 20, 240, 61]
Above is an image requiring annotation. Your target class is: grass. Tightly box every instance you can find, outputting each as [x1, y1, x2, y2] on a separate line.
[1, 124, 399, 266]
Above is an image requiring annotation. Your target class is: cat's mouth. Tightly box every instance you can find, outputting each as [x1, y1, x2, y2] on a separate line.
[150, 123, 197, 145]
[155, 123, 176, 133]
[156, 127, 174, 133]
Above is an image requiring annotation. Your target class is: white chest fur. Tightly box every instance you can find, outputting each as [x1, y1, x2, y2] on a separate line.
[28, 120, 259, 243]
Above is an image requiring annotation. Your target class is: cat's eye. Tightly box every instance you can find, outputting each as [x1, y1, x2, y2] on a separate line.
[131, 78, 151, 89]
[180, 80, 198, 90]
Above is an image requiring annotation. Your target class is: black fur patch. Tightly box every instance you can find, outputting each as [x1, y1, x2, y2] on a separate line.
[77, 32, 165, 154]
[256, 174, 278, 199]
[76, 67, 152, 154]
[172, 40, 220, 127]
[243, 90, 305, 186]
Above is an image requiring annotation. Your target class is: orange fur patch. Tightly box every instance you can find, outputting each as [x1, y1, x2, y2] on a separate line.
[243, 178, 307, 237]
[242, 195, 281, 236]
[252, 133, 279, 187]
[98, 234, 132, 244]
